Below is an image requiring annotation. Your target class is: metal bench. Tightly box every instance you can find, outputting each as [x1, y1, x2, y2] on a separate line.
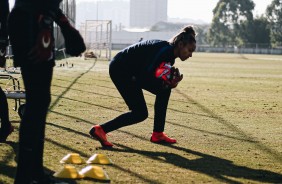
[0, 72, 26, 119]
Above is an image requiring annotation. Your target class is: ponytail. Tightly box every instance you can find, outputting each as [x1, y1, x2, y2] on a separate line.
[169, 25, 196, 47]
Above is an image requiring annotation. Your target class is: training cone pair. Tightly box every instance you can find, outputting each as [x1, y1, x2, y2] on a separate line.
[60, 153, 113, 165]
[53, 165, 109, 181]
[54, 153, 112, 181]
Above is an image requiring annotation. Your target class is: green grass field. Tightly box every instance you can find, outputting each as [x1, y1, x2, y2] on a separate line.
[1, 52, 282, 183]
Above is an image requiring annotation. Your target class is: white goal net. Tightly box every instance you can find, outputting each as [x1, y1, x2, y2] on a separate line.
[79, 20, 112, 60]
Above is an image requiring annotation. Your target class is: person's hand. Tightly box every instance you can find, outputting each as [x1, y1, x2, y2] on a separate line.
[164, 67, 183, 88]
[62, 26, 86, 56]
[57, 14, 86, 56]
[155, 62, 183, 89]
[0, 38, 7, 67]
[28, 15, 54, 63]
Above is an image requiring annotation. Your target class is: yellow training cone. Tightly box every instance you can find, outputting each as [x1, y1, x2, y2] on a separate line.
[60, 153, 86, 164]
[86, 154, 113, 165]
[79, 165, 110, 181]
[53, 165, 83, 179]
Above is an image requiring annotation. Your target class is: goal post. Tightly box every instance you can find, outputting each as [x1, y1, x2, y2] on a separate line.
[79, 20, 112, 60]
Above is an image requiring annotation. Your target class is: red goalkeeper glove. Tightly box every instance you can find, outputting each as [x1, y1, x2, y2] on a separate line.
[55, 10, 86, 56]
[164, 67, 183, 88]
[155, 62, 183, 89]
[28, 15, 54, 64]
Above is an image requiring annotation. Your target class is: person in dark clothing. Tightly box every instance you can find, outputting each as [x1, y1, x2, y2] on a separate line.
[0, 0, 9, 67]
[7, 0, 86, 183]
[0, 87, 14, 142]
[89, 26, 196, 147]
[0, 0, 14, 142]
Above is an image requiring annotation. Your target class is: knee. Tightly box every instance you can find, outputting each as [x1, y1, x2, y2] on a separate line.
[132, 109, 148, 122]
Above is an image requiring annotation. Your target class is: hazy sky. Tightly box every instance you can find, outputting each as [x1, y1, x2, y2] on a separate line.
[76, 0, 273, 23]
[167, 0, 273, 22]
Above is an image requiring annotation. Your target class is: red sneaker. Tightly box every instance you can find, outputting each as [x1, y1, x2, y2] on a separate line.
[0, 125, 14, 142]
[150, 132, 177, 144]
[89, 125, 113, 147]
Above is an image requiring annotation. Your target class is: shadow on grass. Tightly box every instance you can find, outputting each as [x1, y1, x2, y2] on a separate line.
[175, 88, 282, 163]
[0, 141, 78, 184]
[45, 117, 282, 184]
[52, 83, 116, 92]
[48, 73, 281, 171]
[111, 143, 282, 184]
[48, 107, 251, 153]
[51, 77, 210, 118]
[45, 137, 161, 184]
[0, 141, 18, 181]
[48, 100, 260, 152]
[48, 106, 258, 146]
[50, 95, 124, 113]
[164, 119, 256, 143]
[49, 60, 97, 110]
[51, 86, 120, 100]
[53, 76, 112, 86]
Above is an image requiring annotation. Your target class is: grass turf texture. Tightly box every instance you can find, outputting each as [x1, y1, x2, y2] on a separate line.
[0, 53, 282, 183]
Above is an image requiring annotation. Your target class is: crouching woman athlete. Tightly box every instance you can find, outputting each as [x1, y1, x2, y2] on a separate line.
[90, 26, 196, 147]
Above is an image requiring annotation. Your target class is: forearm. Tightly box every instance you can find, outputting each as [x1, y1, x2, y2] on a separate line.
[49, 8, 86, 56]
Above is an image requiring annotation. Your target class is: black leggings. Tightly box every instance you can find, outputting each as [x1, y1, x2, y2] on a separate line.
[101, 60, 171, 133]
[9, 8, 54, 183]
[14, 65, 53, 183]
[0, 87, 10, 130]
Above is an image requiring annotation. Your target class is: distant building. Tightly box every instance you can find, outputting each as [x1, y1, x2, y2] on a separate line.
[76, 0, 129, 30]
[130, 0, 167, 28]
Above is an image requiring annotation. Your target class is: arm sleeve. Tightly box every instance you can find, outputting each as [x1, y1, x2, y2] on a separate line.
[0, 0, 9, 43]
[147, 45, 172, 73]
[141, 47, 173, 92]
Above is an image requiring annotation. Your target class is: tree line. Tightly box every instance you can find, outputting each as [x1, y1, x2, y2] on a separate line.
[206, 0, 282, 48]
